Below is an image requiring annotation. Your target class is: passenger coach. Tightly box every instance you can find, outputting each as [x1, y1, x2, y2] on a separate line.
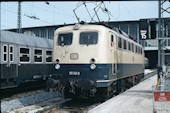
[0, 30, 54, 89]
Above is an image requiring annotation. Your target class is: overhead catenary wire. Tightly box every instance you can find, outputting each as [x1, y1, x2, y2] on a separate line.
[119, 2, 136, 20]
[1, 7, 53, 25]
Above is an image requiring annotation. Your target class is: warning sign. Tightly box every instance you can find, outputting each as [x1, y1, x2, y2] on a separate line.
[154, 92, 170, 101]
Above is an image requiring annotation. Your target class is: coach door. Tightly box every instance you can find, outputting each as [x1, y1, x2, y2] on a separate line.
[2, 44, 18, 86]
[110, 33, 117, 76]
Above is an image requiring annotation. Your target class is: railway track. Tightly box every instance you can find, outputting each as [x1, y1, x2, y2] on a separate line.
[142, 69, 157, 81]
[41, 99, 101, 113]
[1, 89, 44, 102]
[7, 97, 70, 113]
[1, 80, 46, 99]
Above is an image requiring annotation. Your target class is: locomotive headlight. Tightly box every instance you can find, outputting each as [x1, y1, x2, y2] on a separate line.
[90, 64, 96, 70]
[55, 64, 60, 70]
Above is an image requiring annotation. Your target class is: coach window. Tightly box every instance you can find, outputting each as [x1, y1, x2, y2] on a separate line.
[20, 48, 30, 62]
[46, 50, 52, 63]
[34, 49, 42, 63]
[3, 45, 8, 62]
[80, 32, 98, 45]
[118, 37, 122, 49]
[123, 39, 127, 50]
[9, 45, 14, 62]
[58, 33, 73, 46]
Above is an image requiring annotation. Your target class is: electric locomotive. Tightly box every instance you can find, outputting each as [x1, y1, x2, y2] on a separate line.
[52, 23, 145, 100]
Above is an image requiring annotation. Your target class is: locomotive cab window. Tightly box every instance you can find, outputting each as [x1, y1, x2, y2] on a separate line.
[58, 33, 73, 46]
[46, 50, 52, 63]
[20, 48, 30, 62]
[79, 32, 98, 45]
[34, 49, 42, 63]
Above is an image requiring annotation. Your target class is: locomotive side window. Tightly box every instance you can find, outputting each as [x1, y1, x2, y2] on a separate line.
[138, 46, 140, 54]
[34, 49, 42, 63]
[111, 35, 114, 47]
[123, 39, 127, 50]
[9, 45, 14, 62]
[46, 50, 52, 63]
[79, 32, 98, 45]
[135, 45, 138, 53]
[141, 48, 143, 54]
[118, 37, 122, 49]
[58, 33, 73, 46]
[132, 43, 134, 52]
[128, 42, 131, 51]
[20, 48, 30, 62]
[3, 45, 8, 62]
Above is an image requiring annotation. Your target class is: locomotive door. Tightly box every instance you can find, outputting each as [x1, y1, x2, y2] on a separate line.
[2, 44, 18, 86]
[110, 33, 117, 75]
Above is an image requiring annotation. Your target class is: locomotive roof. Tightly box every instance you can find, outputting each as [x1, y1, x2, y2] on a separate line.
[0, 30, 53, 48]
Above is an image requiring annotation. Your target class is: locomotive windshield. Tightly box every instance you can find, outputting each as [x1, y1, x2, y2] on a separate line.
[79, 32, 98, 45]
[58, 33, 73, 46]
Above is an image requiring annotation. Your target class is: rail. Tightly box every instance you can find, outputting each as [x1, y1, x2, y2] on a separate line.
[142, 69, 158, 81]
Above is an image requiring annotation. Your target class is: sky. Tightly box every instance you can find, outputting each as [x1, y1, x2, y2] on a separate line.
[1, 1, 170, 30]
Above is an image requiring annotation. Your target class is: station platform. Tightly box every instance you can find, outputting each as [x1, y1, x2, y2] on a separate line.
[88, 72, 170, 113]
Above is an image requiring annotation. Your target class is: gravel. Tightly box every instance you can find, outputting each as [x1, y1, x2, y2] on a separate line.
[1, 90, 61, 113]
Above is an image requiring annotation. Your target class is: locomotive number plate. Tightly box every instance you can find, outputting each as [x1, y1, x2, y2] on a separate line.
[69, 71, 80, 76]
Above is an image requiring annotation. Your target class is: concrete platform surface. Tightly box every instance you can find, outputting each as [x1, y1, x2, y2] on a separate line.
[88, 74, 170, 113]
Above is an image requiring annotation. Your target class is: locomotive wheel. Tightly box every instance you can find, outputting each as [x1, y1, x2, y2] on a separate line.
[120, 79, 126, 93]
[63, 83, 81, 99]
[63, 82, 71, 99]
[63, 86, 70, 99]
[116, 79, 126, 94]
[106, 87, 113, 100]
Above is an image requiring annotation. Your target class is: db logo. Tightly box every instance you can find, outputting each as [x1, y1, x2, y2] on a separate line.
[140, 30, 147, 39]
